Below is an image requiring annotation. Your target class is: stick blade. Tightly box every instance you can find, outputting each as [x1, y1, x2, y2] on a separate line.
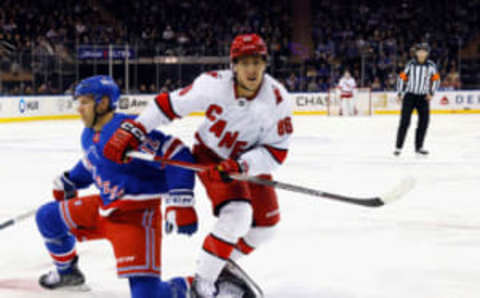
[0, 219, 14, 230]
[380, 176, 416, 205]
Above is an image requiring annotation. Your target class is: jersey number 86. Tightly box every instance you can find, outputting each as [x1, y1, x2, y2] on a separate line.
[277, 117, 293, 136]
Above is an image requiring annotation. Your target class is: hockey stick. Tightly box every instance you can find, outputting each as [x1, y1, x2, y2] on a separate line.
[127, 151, 416, 208]
[0, 208, 37, 230]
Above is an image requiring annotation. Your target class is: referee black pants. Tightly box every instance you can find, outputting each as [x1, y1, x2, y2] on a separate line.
[395, 93, 430, 150]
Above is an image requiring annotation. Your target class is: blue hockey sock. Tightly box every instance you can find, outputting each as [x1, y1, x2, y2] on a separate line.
[36, 201, 77, 274]
[129, 276, 189, 298]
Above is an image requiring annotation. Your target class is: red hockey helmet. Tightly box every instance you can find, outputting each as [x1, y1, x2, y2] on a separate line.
[230, 34, 268, 62]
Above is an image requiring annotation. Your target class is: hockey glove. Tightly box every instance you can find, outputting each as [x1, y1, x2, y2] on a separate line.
[165, 191, 198, 236]
[103, 119, 147, 164]
[52, 172, 77, 201]
[206, 159, 246, 183]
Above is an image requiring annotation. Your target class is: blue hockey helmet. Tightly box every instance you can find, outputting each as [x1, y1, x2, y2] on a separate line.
[74, 75, 120, 110]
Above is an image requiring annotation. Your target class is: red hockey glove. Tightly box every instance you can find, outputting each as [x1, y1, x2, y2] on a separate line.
[206, 159, 246, 183]
[103, 119, 147, 163]
[52, 172, 77, 201]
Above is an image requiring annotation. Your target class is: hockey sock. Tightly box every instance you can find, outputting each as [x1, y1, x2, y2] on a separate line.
[197, 233, 236, 282]
[196, 201, 252, 283]
[230, 226, 277, 261]
[36, 201, 77, 274]
[129, 276, 190, 298]
[229, 237, 255, 261]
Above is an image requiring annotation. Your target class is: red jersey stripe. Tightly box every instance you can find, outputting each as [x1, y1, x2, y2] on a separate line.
[163, 138, 183, 160]
[154, 93, 180, 120]
[264, 145, 288, 164]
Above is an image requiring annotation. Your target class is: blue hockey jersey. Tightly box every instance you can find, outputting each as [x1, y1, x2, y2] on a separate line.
[67, 113, 195, 212]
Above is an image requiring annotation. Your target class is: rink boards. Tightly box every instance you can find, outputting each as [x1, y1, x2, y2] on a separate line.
[0, 90, 479, 123]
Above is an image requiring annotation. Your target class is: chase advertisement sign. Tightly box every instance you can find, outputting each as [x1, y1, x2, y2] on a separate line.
[293, 93, 328, 112]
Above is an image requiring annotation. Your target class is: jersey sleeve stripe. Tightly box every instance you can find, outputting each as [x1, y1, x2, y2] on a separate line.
[161, 137, 175, 155]
[263, 145, 288, 164]
[163, 138, 184, 160]
[154, 93, 181, 121]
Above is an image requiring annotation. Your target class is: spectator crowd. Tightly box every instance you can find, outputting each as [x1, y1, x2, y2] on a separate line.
[0, 0, 477, 95]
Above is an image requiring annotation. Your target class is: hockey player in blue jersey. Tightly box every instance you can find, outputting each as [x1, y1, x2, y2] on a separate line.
[35, 75, 197, 297]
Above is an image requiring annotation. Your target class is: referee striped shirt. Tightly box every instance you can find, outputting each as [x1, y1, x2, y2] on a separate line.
[397, 59, 441, 96]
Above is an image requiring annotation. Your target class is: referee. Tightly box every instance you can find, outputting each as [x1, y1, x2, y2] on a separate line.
[394, 43, 440, 156]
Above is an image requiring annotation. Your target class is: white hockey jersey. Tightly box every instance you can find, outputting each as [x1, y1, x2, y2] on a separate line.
[338, 77, 356, 96]
[137, 70, 293, 176]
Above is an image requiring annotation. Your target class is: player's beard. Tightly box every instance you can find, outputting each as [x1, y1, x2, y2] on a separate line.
[90, 107, 114, 130]
[83, 106, 101, 128]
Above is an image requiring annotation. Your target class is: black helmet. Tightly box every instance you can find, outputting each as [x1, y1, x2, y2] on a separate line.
[415, 42, 430, 52]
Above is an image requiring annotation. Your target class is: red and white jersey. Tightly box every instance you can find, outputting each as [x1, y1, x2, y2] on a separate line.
[338, 77, 356, 97]
[137, 70, 293, 176]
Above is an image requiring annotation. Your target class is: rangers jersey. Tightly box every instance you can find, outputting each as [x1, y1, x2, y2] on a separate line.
[137, 70, 293, 176]
[68, 113, 195, 213]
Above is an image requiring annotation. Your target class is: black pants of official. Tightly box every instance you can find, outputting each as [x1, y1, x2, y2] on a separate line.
[395, 93, 430, 150]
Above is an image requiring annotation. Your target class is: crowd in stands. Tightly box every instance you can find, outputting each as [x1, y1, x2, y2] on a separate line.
[0, 0, 477, 95]
[102, 0, 292, 57]
[284, 0, 474, 92]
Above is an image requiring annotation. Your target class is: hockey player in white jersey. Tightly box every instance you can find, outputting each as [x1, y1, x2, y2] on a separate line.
[103, 33, 293, 297]
[338, 70, 357, 116]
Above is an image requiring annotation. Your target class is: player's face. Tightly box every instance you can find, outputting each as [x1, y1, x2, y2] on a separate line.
[416, 49, 428, 62]
[235, 55, 267, 92]
[77, 95, 96, 127]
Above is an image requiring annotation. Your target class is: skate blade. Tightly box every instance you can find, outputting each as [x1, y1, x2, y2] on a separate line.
[217, 282, 245, 298]
[226, 261, 264, 298]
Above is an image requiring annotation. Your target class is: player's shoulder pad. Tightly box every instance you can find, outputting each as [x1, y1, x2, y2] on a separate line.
[265, 73, 288, 93]
[115, 112, 135, 121]
[197, 70, 230, 83]
[108, 113, 135, 129]
[427, 60, 437, 67]
[181, 69, 230, 94]
[265, 74, 292, 111]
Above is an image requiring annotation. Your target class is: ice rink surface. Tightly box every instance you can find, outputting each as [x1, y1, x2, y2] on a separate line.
[0, 114, 479, 298]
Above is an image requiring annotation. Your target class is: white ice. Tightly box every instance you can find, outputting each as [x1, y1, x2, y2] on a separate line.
[0, 114, 479, 298]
